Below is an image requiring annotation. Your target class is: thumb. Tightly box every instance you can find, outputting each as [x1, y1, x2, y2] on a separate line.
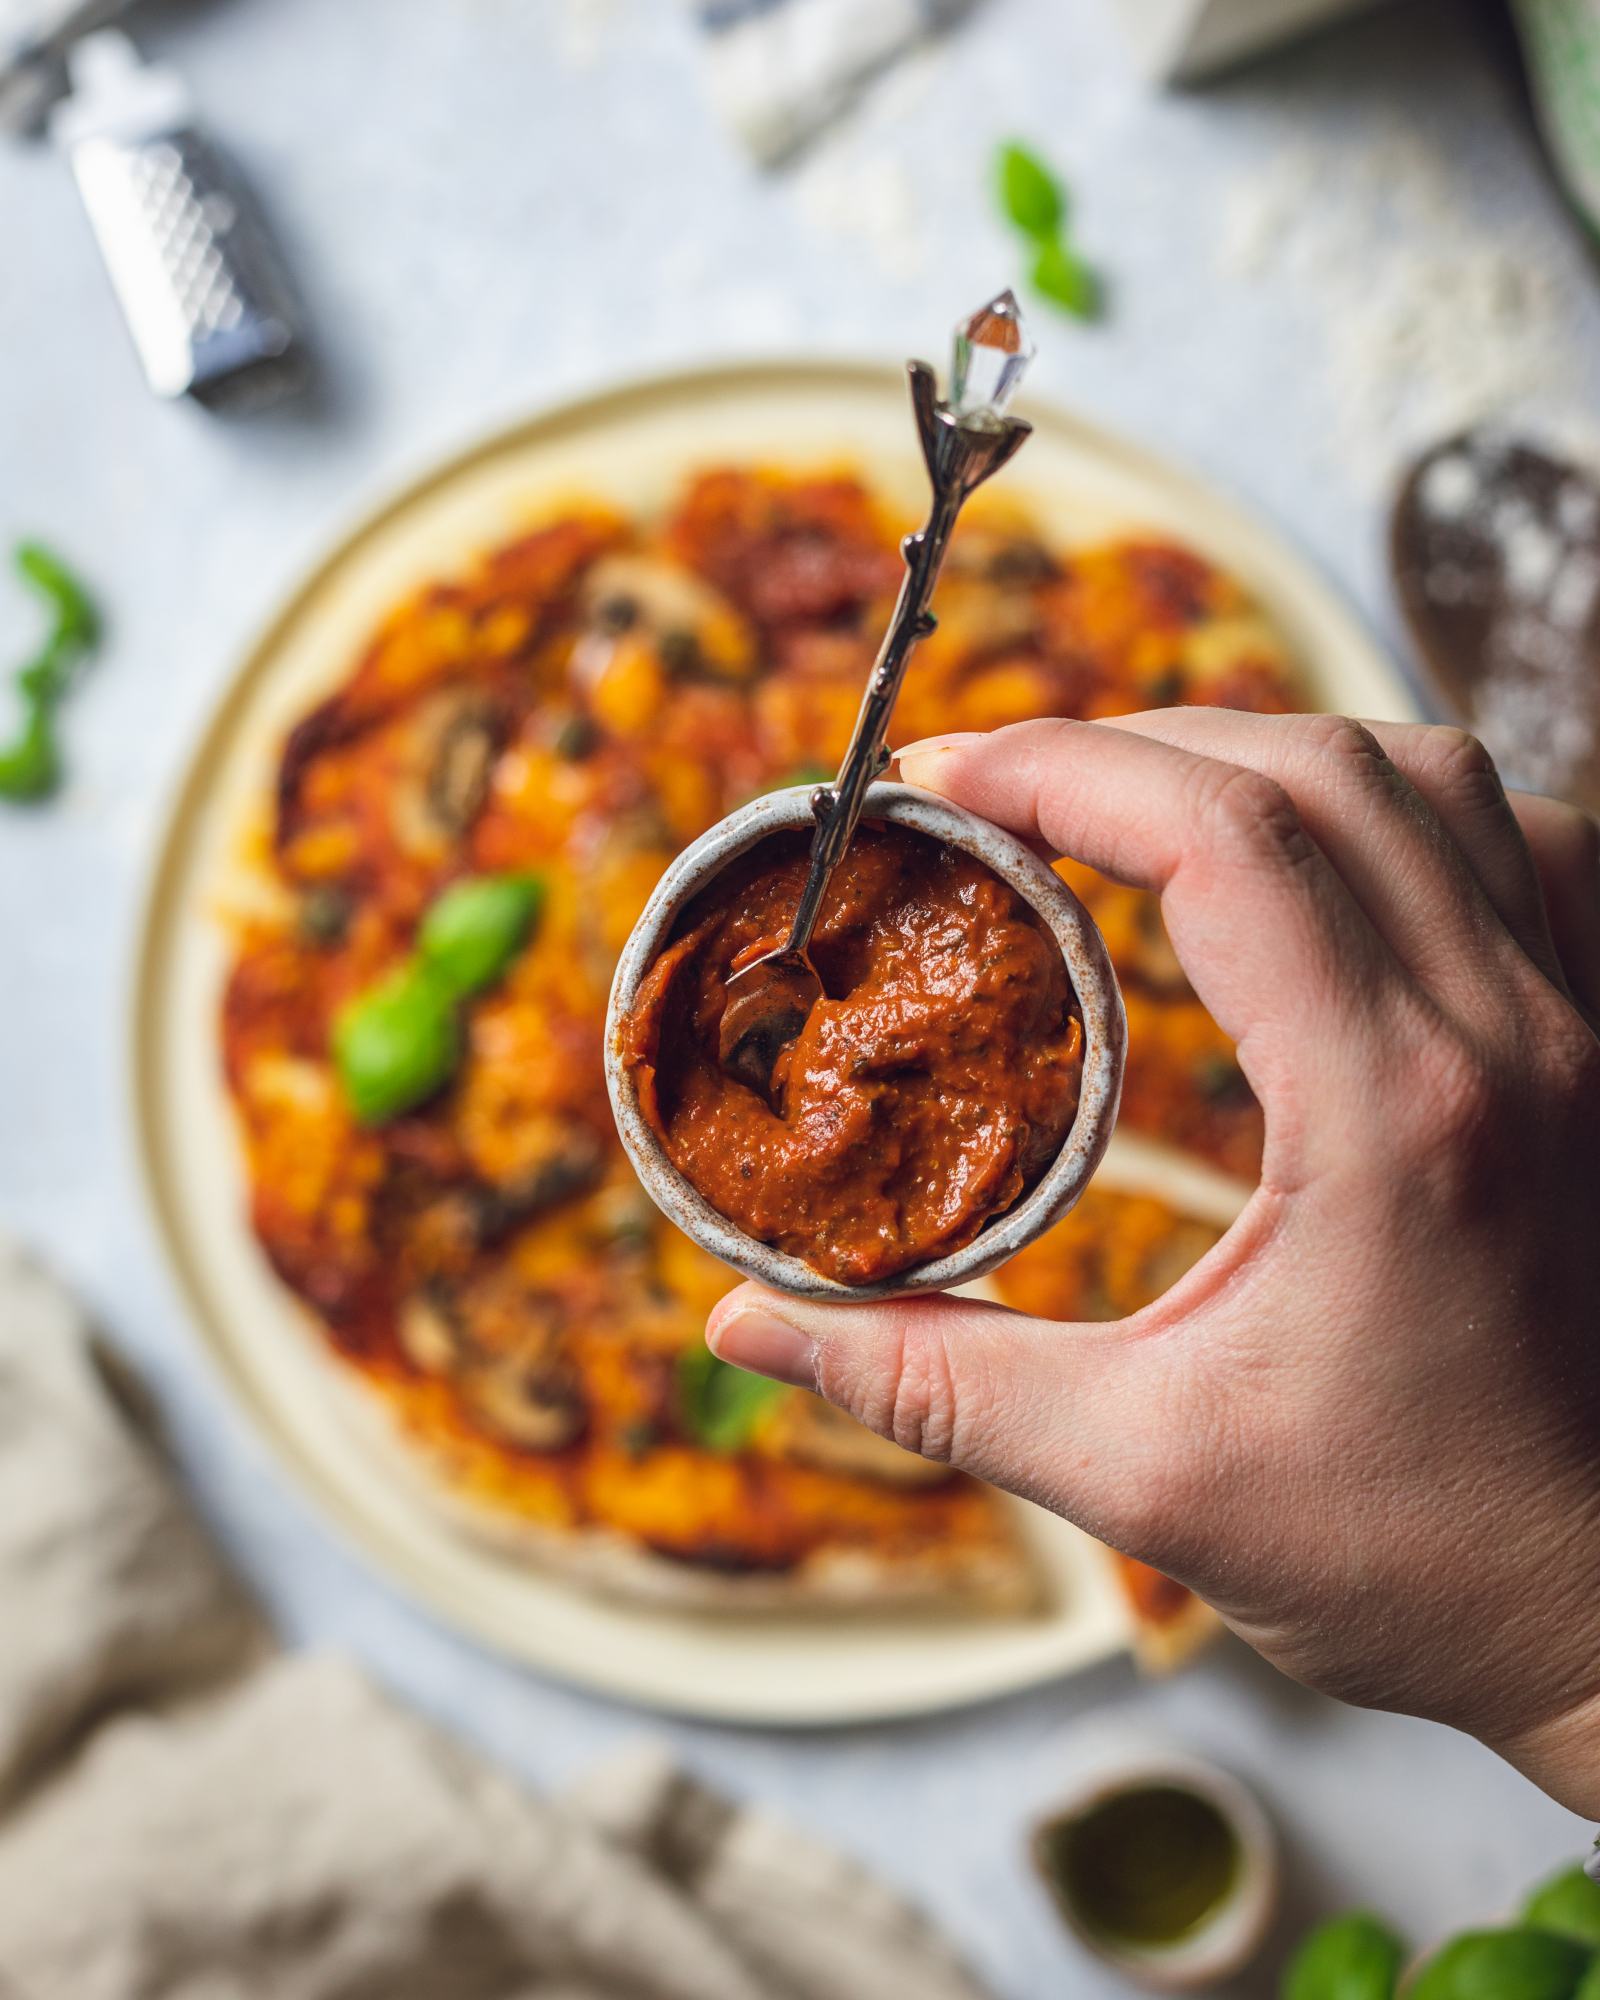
[706, 1281, 1165, 1543]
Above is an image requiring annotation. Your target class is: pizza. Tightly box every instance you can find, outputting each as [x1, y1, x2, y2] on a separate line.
[220, 464, 1291, 1633]
[989, 1183, 1230, 1665]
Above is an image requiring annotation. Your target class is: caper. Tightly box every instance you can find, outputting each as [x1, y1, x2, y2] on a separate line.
[619, 1420, 660, 1459]
[299, 884, 354, 948]
[657, 628, 702, 676]
[553, 713, 599, 760]
[1197, 1056, 1248, 1104]
[594, 592, 638, 635]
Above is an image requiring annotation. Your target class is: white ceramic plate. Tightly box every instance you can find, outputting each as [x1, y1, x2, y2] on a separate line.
[131, 360, 1416, 1725]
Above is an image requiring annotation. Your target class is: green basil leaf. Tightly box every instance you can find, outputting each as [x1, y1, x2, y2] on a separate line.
[1526, 1869, 1600, 1947]
[418, 872, 544, 999]
[1408, 1928, 1593, 2000]
[334, 964, 460, 1126]
[1030, 236, 1099, 321]
[0, 541, 98, 805]
[0, 702, 62, 803]
[17, 541, 98, 653]
[677, 1344, 790, 1453]
[997, 141, 1066, 241]
[1284, 1912, 1406, 2000]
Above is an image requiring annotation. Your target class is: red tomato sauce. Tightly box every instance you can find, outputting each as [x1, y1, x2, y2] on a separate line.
[622, 822, 1083, 1284]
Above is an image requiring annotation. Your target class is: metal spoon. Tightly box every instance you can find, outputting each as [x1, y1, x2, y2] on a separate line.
[717, 290, 1037, 1097]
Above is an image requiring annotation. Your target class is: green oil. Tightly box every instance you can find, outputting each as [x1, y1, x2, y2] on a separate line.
[1041, 1784, 1240, 1948]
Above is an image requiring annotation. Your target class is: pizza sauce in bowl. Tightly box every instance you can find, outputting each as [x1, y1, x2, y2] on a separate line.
[606, 783, 1126, 1300]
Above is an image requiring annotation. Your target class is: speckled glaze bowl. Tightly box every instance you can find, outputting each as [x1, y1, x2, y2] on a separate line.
[1031, 1741, 1281, 1991]
[604, 781, 1126, 1302]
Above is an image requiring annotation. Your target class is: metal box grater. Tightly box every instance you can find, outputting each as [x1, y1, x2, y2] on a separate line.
[52, 31, 306, 409]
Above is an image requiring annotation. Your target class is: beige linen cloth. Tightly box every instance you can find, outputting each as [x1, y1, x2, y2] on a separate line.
[0, 1239, 993, 2000]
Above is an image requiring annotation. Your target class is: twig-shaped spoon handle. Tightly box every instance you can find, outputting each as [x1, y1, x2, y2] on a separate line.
[784, 357, 1033, 953]
[718, 293, 1036, 1095]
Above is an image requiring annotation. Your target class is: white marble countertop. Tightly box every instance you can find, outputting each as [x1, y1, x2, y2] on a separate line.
[2, 0, 1595, 1992]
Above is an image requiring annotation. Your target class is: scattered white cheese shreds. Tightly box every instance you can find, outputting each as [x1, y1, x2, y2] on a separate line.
[791, 144, 929, 279]
[1219, 124, 1598, 488]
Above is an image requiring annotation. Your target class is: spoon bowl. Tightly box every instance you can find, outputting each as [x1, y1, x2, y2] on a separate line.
[605, 781, 1127, 1302]
[716, 947, 823, 1101]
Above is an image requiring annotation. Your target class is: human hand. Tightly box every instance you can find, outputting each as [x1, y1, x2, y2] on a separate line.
[706, 712, 1600, 1813]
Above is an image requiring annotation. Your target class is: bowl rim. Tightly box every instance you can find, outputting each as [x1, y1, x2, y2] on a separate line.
[604, 779, 1127, 1301]
[1030, 1747, 1281, 1988]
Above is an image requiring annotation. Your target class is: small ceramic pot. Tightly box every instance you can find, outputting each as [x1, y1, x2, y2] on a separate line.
[1032, 1744, 1281, 1991]
[603, 781, 1126, 1302]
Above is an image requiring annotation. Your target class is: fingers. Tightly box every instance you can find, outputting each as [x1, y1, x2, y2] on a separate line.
[707, 1280, 1163, 1535]
[1359, 722, 1567, 993]
[1068, 709, 1556, 1005]
[1509, 791, 1600, 1022]
[896, 720, 1396, 1134]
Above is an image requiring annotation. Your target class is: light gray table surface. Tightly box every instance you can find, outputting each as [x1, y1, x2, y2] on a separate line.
[3, 1, 1596, 1993]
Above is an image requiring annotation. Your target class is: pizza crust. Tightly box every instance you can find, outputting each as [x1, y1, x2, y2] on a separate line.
[1129, 1592, 1224, 1674]
[323, 1347, 1045, 1619]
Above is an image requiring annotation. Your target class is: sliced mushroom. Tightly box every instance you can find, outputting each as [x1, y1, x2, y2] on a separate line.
[462, 1362, 586, 1450]
[428, 698, 499, 835]
[948, 528, 1058, 587]
[390, 687, 501, 858]
[401, 1273, 588, 1450]
[935, 535, 1052, 657]
[575, 554, 754, 687]
[763, 1394, 951, 1487]
[464, 1134, 606, 1244]
[397, 1285, 465, 1375]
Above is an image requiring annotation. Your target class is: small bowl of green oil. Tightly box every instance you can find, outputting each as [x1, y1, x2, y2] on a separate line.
[1033, 1749, 1279, 1989]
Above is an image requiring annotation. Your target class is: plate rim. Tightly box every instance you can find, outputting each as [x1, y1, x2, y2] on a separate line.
[127, 354, 1412, 1725]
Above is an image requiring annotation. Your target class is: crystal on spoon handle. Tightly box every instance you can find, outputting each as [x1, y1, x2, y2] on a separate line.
[951, 288, 1036, 424]
[771, 308, 1035, 967]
